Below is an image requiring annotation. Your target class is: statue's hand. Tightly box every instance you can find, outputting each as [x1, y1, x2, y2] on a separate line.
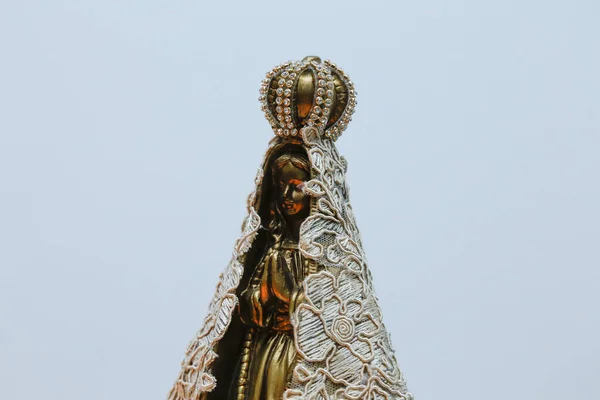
[239, 286, 269, 328]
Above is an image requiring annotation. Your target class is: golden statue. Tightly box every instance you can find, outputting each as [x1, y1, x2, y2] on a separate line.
[169, 56, 412, 400]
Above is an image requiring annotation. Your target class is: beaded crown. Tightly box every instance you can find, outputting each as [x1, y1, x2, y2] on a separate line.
[259, 56, 357, 141]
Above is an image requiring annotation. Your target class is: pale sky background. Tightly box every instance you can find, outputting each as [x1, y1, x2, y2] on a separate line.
[1, 1, 599, 399]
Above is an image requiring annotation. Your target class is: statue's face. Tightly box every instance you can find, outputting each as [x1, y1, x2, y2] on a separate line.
[276, 161, 310, 219]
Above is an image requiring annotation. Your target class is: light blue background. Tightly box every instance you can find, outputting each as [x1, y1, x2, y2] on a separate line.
[1, 1, 598, 399]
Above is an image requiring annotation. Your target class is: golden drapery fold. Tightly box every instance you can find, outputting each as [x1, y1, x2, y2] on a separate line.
[237, 241, 308, 400]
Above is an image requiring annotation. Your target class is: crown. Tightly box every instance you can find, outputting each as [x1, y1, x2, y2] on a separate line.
[259, 56, 357, 141]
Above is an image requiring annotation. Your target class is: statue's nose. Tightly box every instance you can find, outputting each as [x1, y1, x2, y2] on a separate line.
[283, 185, 293, 200]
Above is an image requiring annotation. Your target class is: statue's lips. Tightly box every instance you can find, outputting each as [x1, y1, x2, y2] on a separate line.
[283, 202, 299, 212]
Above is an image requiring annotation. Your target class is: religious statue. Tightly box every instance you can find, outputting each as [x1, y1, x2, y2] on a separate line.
[169, 56, 413, 400]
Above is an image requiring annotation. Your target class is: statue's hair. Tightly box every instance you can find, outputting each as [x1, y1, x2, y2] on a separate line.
[271, 152, 310, 175]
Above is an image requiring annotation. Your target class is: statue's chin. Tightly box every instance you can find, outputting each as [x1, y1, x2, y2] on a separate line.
[283, 206, 300, 216]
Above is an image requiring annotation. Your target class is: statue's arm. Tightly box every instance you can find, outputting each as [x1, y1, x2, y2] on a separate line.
[268, 251, 297, 303]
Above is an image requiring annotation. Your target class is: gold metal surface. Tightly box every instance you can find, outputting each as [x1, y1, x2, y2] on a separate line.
[296, 56, 320, 120]
[207, 147, 312, 400]
[262, 55, 354, 140]
[296, 69, 314, 120]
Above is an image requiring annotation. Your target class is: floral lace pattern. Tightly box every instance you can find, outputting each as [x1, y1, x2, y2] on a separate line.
[168, 129, 412, 400]
[283, 127, 411, 399]
[294, 271, 379, 383]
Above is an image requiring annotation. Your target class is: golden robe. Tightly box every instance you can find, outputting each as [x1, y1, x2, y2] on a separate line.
[237, 240, 308, 400]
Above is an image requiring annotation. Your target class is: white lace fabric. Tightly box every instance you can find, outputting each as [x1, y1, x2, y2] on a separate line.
[168, 127, 412, 400]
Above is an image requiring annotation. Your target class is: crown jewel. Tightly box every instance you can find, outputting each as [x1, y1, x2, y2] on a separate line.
[259, 56, 357, 141]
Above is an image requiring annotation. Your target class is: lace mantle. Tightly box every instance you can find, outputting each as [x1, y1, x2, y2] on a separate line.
[168, 127, 412, 400]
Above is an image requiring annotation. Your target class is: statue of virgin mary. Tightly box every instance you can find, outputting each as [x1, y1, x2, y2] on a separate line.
[168, 56, 412, 400]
